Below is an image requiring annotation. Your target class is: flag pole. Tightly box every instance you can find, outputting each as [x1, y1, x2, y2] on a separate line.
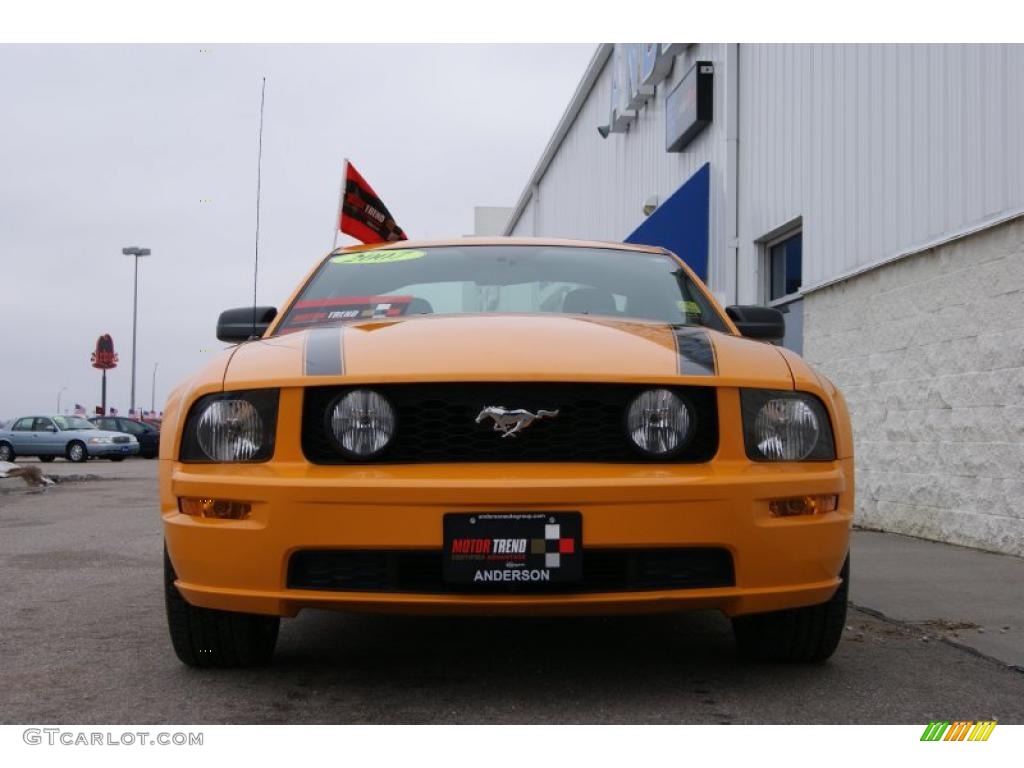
[332, 158, 349, 251]
[252, 76, 267, 339]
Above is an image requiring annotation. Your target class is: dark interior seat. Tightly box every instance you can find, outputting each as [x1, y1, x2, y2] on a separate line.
[407, 297, 434, 315]
[562, 288, 617, 316]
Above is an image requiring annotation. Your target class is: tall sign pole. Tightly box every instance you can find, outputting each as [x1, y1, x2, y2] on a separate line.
[122, 246, 151, 414]
[151, 362, 159, 414]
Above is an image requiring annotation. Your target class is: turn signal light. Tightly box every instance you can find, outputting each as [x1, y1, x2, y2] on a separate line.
[178, 497, 252, 520]
[769, 495, 839, 517]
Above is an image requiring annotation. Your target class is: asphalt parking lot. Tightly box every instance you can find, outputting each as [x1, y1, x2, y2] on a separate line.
[1, 459, 1022, 724]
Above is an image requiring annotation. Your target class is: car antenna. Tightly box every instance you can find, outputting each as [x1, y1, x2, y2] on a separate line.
[251, 76, 267, 339]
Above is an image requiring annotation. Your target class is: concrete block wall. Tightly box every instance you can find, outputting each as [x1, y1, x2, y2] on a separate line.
[803, 215, 1024, 557]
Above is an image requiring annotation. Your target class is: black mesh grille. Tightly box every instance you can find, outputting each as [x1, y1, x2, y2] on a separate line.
[112, 436, 130, 444]
[287, 548, 735, 594]
[302, 383, 718, 464]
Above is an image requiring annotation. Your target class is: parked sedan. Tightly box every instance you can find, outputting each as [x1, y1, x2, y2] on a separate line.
[0, 415, 139, 462]
[90, 416, 160, 459]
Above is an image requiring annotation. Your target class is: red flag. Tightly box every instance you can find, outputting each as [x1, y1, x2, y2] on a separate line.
[336, 160, 407, 245]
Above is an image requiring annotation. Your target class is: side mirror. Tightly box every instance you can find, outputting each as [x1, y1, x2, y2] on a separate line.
[725, 305, 786, 342]
[216, 306, 278, 343]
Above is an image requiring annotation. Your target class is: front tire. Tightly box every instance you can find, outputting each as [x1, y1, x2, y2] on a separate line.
[164, 546, 279, 668]
[0, 442, 14, 462]
[66, 441, 88, 463]
[732, 556, 849, 663]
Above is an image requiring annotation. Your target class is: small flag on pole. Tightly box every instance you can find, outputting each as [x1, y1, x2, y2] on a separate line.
[110, 407, 119, 416]
[335, 160, 407, 246]
[73, 404, 85, 415]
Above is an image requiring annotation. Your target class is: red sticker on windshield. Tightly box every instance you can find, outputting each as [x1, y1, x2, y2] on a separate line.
[281, 295, 414, 330]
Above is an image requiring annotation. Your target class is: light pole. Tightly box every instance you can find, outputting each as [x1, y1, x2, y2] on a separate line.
[151, 362, 159, 415]
[57, 386, 67, 414]
[122, 246, 151, 415]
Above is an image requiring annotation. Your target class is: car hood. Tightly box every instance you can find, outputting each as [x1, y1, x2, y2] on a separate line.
[221, 315, 795, 389]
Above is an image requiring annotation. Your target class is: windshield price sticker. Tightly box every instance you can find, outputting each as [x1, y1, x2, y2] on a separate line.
[330, 249, 425, 265]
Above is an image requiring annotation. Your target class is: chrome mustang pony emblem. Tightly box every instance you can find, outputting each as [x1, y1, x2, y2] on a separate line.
[475, 406, 560, 438]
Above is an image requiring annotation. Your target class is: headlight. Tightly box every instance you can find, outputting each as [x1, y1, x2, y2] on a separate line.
[180, 390, 279, 462]
[198, 401, 263, 461]
[326, 389, 396, 458]
[741, 390, 835, 461]
[88, 437, 113, 444]
[626, 388, 694, 457]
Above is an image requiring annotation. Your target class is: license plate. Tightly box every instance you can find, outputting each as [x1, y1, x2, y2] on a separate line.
[121, 446, 131, 453]
[443, 512, 582, 585]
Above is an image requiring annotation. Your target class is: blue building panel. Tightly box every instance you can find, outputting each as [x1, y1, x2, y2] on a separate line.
[625, 162, 710, 280]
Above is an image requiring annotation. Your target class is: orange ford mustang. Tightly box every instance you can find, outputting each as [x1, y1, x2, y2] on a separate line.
[160, 238, 853, 667]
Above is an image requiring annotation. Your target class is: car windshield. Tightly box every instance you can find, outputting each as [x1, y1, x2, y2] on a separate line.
[54, 416, 96, 431]
[276, 245, 728, 334]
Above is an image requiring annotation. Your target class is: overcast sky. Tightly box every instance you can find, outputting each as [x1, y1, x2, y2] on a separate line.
[0, 44, 593, 420]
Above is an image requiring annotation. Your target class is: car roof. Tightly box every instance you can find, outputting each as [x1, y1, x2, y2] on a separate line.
[328, 237, 669, 257]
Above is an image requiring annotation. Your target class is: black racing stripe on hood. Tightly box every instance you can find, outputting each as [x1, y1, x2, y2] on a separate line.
[672, 327, 717, 376]
[303, 326, 345, 376]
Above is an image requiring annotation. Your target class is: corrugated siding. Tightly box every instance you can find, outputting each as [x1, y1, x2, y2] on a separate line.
[738, 44, 1024, 298]
[512, 44, 1024, 303]
[517, 196, 535, 235]
[510, 44, 733, 294]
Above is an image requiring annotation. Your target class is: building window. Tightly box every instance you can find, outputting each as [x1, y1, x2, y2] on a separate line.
[768, 231, 802, 301]
[760, 226, 804, 354]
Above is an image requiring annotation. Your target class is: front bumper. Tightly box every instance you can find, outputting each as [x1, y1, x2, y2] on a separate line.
[161, 457, 853, 618]
[89, 442, 139, 457]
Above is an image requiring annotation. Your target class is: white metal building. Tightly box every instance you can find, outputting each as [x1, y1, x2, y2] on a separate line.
[504, 44, 1024, 556]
